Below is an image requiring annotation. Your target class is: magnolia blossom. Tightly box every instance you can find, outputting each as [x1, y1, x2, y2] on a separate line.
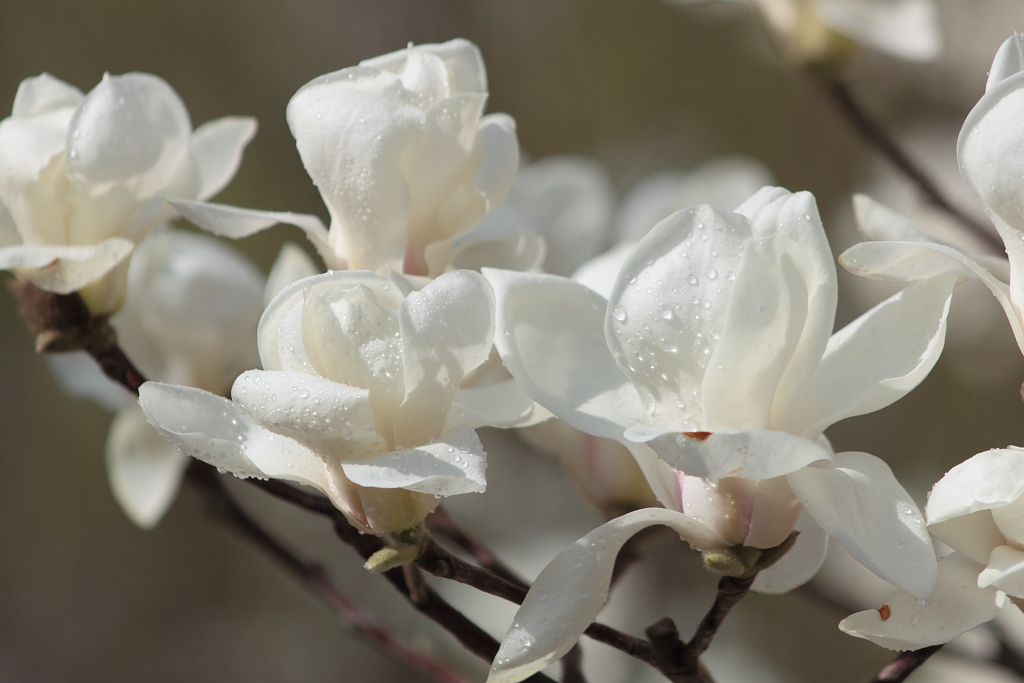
[841, 449, 1021, 650]
[173, 39, 519, 278]
[483, 186, 957, 682]
[47, 227, 266, 527]
[0, 72, 255, 314]
[139, 268, 498, 534]
[666, 0, 940, 62]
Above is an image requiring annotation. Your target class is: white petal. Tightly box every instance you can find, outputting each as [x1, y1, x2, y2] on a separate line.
[67, 73, 191, 198]
[840, 553, 1004, 650]
[0, 200, 18, 248]
[487, 508, 727, 683]
[231, 370, 388, 461]
[852, 193, 938, 243]
[707, 188, 837, 433]
[361, 39, 488, 94]
[447, 378, 553, 430]
[12, 73, 83, 117]
[484, 268, 647, 441]
[264, 242, 320, 306]
[341, 424, 485, 495]
[626, 425, 832, 480]
[752, 511, 829, 593]
[169, 198, 334, 268]
[607, 205, 750, 427]
[0, 237, 133, 294]
[928, 512, 1006, 567]
[979, 545, 1024, 595]
[286, 66, 424, 272]
[926, 448, 1024, 524]
[786, 273, 958, 437]
[819, 0, 941, 62]
[959, 67, 1024, 311]
[395, 270, 494, 447]
[789, 452, 936, 598]
[106, 407, 189, 529]
[181, 116, 258, 201]
[986, 34, 1024, 92]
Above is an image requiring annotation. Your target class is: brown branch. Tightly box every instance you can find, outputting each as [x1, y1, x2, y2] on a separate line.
[683, 574, 756, 666]
[427, 506, 529, 589]
[868, 645, 943, 683]
[806, 66, 1003, 255]
[186, 463, 471, 683]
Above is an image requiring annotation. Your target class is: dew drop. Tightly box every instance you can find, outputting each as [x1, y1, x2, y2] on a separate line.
[657, 305, 674, 320]
[611, 306, 627, 322]
[705, 267, 718, 280]
[910, 614, 921, 626]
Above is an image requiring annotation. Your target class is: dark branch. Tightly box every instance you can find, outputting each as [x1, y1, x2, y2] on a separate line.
[427, 506, 530, 589]
[807, 66, 1003, 255]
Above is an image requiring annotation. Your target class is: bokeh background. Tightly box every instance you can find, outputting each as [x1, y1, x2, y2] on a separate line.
[3, 1, 1024, 681]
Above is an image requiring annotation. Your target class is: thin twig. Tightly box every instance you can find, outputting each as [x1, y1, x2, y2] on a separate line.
[868, 645, 943, 683]
[807, 66, 1003, 254]
[680, 575, 756, 674]
[187, 463, 471, 683]
[427, 506, 529, 589]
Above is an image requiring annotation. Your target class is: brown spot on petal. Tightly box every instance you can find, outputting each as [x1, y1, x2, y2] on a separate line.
[684, 431, 712, 441]
[878, 605, 891, 621]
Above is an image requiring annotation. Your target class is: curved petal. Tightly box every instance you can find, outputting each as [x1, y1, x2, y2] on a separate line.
[788, 452, 936, 599]
[607, 204, 750, 428]
[487, 508, 727, 683]
[12, 73, 82, 117]
[752, 511, 829, 594]
[447, 378, 553, 430]
[139, 382, 329, 489]
[286, 66, 424, 272]
[484, 267, 647, 441]
[927, 448, 1024, 523]
[0, 237, 133, 294]
[929, 512, 1005, 567]
[979, 545, 1024, 595]
[841, 239, 1024, 354]
[625, 425, 831, 480]
[839, 553, 1004, 651]
[360, 39, 487, 94]
[786, 273, 958, 437]
[67, 73, 191, 199]
[394, 269, 495, 448]
[231, 370, 388, 461]
[707, 189, 837, 433]
[987, 34, 1024, 92]
[341, 424, 485, 495]
[188, 116, 257, 201]
[572, 241, 634, 300]
[959, 66, 1024, 310]
[168, 198, 334, 267]
[106, 407, 188, 529]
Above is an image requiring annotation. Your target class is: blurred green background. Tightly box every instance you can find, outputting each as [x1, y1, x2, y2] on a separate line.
[3, 0, 1024, 681]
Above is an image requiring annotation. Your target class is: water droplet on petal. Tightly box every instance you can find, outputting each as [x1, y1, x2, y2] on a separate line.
[611, 306, 627, 322]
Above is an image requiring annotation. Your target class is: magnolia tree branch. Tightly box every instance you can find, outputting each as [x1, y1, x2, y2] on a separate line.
[806, 67, 1003, 254]
[868, 645, 943, 683]
[426, 506, 529, 589]
[187, 463, 471, 683]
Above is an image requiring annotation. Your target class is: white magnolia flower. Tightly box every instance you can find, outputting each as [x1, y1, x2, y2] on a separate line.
[47, 227, 266, 527]
[173, 39, 519, 278]
[840, 448, 1024, 650]
[483, 186, 957, 682]
[139, 268, 498, 534]
[666, 0, 940, 62]
[841, 34, 1024, 357]
[0, 72, 256, 314]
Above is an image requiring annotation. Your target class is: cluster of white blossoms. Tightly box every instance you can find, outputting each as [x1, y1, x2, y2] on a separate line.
[9, 20, 1024, 683]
